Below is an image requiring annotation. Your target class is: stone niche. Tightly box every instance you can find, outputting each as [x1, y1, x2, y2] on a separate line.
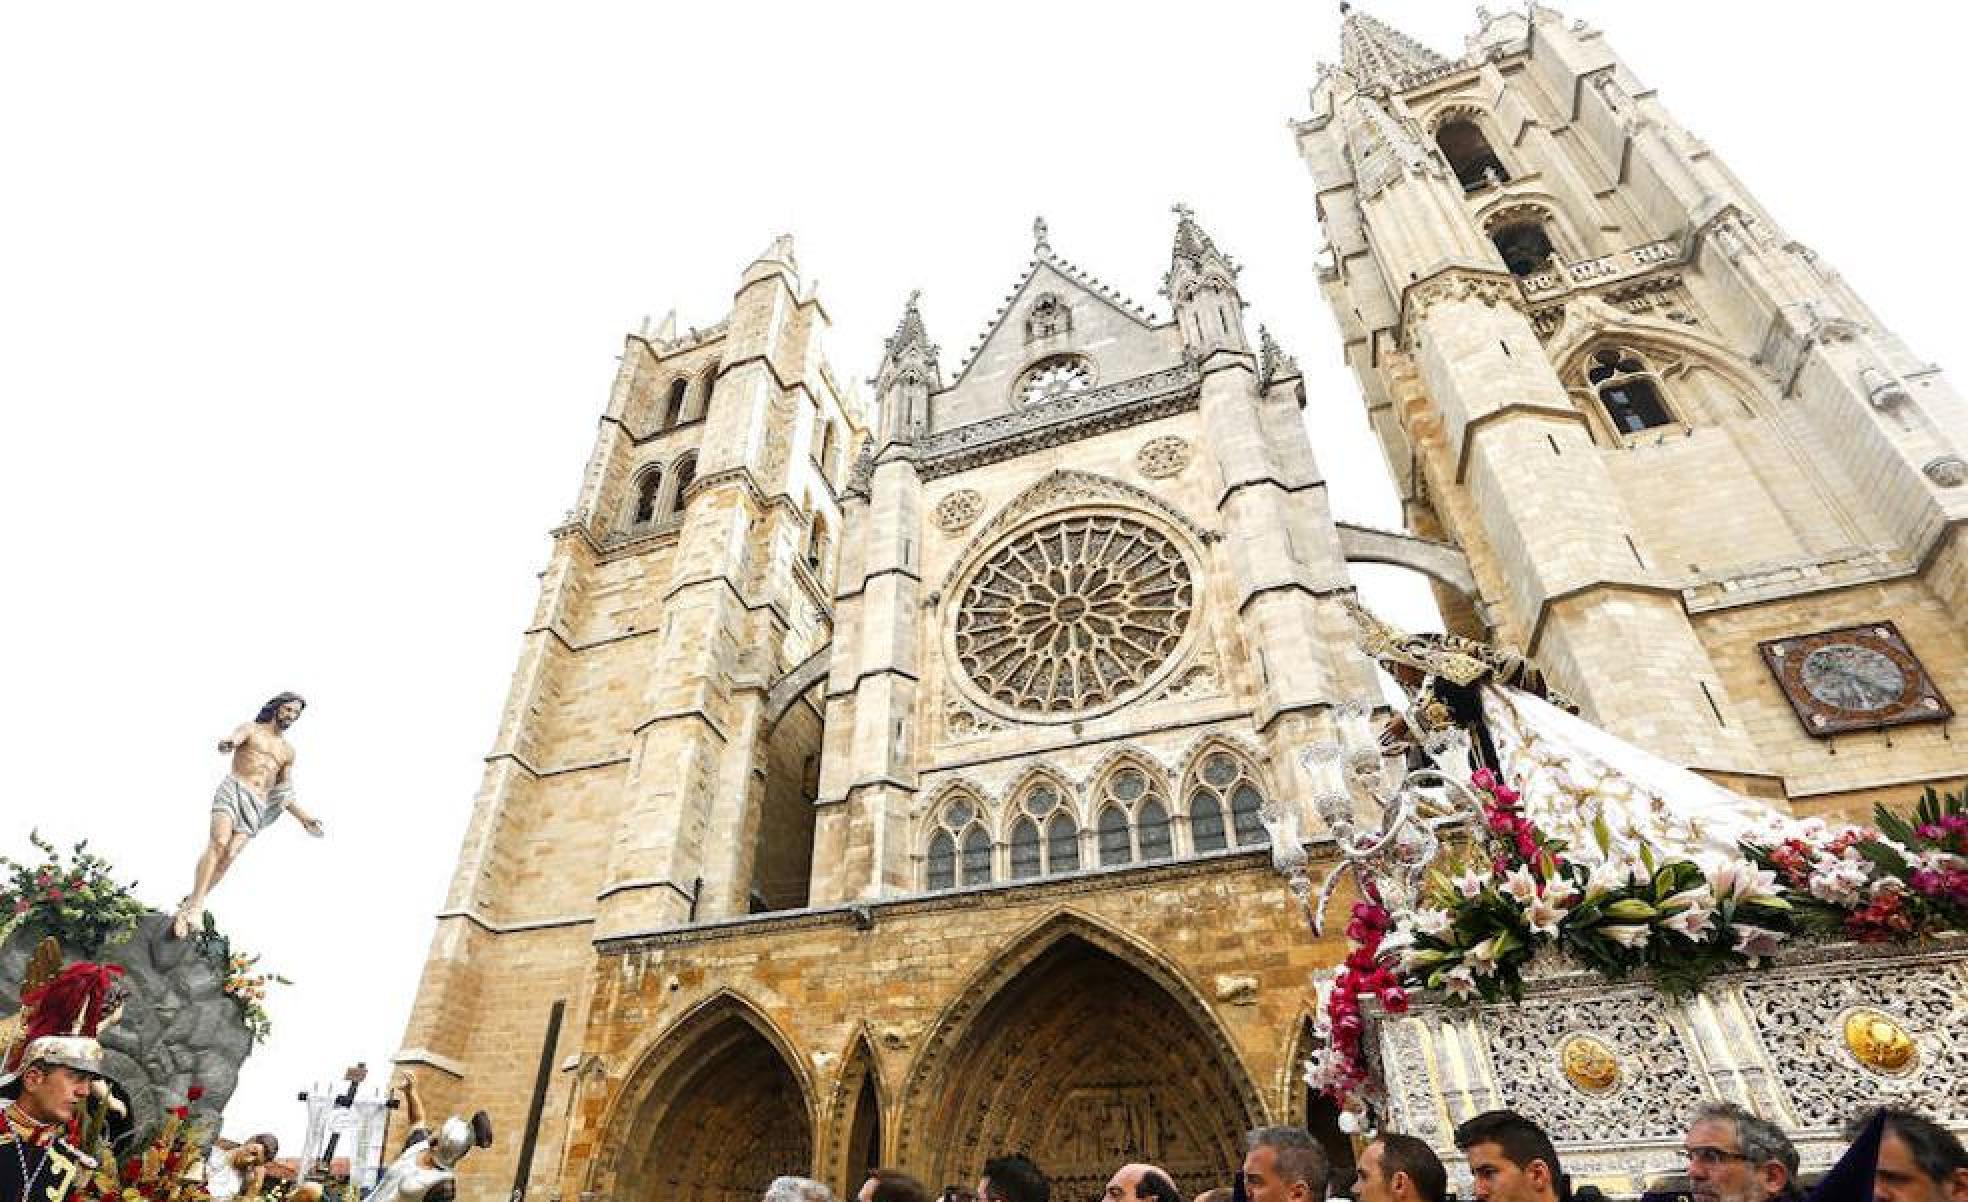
[1366, 938, 1967, 1196]
[1, 913, 255, 1147]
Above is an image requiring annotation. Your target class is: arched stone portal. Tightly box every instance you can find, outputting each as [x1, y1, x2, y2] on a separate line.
[597, 996, 815, 1202]
[901, 920, 1264, 1198]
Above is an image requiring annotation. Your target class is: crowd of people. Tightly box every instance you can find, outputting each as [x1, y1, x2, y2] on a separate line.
[755, 1104, 1966, 1202]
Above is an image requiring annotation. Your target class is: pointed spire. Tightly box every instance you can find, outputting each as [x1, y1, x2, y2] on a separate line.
[740, 232, 800, 289]
[1339, 4, 1449, 90]
[651, 309, 677, 345]
[883, 290, 938, 367]
[1168, 202, 1228, 275]
[1257, 325, 1302, 390]
[753, 232, 798, 271]
[876, 290, 942, 448]
[1163, 204, 1248, 357]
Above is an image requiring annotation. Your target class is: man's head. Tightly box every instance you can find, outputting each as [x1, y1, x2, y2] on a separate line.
[1243, 1126, 1331, 1202]
[1454, 1111, 1562, 1202]
[978, 1153, 1050, 1202]
[1104, 1164, 1182, 1202]
[233, 1133, 279, 1169]
[1685, 1103, 1798, 1202]
[13, 1061, 96, 1126]
[1358, 1134, 1447, 1202]
[762, 1178, 834, 1202]
[257, 692, 307, 729]
[1845, 1109, 1968, 1202]
[859, 1169, 930, 1202]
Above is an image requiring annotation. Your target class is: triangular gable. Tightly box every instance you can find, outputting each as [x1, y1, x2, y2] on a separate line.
[949, 252, 1162, 388]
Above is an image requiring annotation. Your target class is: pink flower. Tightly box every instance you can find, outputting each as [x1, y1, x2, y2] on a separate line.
[1379, 987, 1410, 1015]
[1730, 923, 1787, 965]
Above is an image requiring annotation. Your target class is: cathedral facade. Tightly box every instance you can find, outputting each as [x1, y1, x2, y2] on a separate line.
[395, 9, 1967, 1202]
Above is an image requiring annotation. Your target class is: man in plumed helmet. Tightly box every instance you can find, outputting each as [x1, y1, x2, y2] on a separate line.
[0, 1035, 104, 1202]
[173, 692, 326, 938]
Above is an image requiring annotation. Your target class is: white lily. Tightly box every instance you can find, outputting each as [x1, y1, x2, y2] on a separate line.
[1444, 965, 1478, 1000]
[1601, 923, 1653, 949]
[1413, 907, 1453, 937]
[1525, 893, 1565, 937]
[1502, 865, 1540, 905]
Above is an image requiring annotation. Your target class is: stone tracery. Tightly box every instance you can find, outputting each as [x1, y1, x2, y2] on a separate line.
[953, 513, 1194, 717]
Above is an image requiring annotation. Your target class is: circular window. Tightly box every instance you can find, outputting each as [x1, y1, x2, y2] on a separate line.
[952, 511, 1195, 720]
[1017, 355, 1094, 406]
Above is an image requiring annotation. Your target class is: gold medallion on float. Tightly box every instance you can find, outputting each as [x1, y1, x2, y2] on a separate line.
[1841, 1008, 1917, 1075]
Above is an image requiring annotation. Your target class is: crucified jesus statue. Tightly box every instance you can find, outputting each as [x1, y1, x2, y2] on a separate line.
[172, 692, 325, 938]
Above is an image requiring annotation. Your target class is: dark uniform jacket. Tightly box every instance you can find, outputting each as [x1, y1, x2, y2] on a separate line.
[1, 1112, 93, 1202]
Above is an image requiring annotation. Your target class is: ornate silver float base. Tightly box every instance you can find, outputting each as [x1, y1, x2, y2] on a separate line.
[1366, 937, 1967, 1196]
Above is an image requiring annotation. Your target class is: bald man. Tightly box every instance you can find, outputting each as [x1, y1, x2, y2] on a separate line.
[1105, 1165, 1184, 1202]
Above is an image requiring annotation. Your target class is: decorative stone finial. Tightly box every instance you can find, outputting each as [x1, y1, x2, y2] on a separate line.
[1258, 325, 1302, 389]
[1033, 216, 1051, 256]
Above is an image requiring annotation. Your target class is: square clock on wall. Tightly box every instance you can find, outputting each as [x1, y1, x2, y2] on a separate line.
[1759, 622, 1952, 737]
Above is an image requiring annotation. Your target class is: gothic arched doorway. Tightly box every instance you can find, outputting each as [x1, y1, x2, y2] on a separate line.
[902, 920, 1263, 1199]
[597, 995, 815, 1202]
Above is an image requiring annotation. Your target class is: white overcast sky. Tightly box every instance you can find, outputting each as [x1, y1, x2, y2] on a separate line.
[4, 0, 1963, 1155]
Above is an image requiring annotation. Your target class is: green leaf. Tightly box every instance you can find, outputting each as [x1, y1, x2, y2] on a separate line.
[1857, 840, 1909, 876]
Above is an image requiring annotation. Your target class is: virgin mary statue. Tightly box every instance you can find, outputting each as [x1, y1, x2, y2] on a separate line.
[1344, 600, 1792, 865]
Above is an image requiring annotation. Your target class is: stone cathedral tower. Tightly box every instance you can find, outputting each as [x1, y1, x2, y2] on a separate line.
[1295, 6, 1966, 816]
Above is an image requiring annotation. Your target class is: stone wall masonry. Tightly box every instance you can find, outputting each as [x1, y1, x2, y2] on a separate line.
[563, 854, 1345, 1199]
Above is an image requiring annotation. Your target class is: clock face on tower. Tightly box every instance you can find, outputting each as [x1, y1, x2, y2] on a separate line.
[1759, 622, 1951, 737]
[1017, 355, 1094, 405]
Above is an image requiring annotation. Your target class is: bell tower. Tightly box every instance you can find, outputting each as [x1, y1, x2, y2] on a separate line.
[1295, 6, 1967, 811]
[395, 236, 861, 1199]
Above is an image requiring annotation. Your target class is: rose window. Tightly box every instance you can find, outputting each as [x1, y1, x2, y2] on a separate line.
[953, 513, 1193, 716]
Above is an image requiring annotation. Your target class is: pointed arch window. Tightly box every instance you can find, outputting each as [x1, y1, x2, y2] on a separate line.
[1096, 806, 1132, 867]
[632, 468, 663, 525]
[925, 794, 991, 892]
[1491, 220, 1556, 277]
[1436, 118, 1509, 191]
[1091, 761, 1172, 865]
[1009, 819, 1042, 880]
[1586, 347, 1675, 435]
[1014, 781, 1081, 876]
[1187, 749, 1269, 849]
[1190, 789, 1227, 853]
[662, 378, 688, 431]
[696, 364, 719, 421]
[1138, 797, 1172, 862]
[818, 422, 839, 486]
[668, 453, 698, 517]
[806, 513, 831, 573]
[926, 830, 956, 891]
[1046, 812, 1080, 873]
[960, 825, 993, 886]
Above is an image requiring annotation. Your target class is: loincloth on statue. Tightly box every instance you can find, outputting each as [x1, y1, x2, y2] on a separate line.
[210, 775, 293, 838]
